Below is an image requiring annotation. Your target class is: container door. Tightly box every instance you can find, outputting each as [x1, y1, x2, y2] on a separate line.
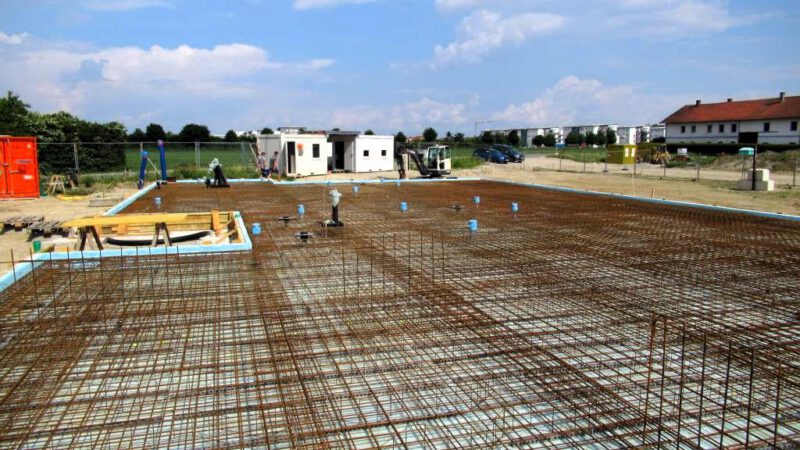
[7, 139, 38, 197]
[0, 141, 7, 196]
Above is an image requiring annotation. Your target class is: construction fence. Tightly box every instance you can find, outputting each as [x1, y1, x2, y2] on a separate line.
[37, 142, 259, 178]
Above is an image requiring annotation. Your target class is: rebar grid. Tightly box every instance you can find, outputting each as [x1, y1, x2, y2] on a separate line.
[1, 180, 799, 448]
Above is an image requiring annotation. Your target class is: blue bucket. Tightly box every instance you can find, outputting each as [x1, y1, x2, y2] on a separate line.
[473, 195, 480, 204]
[252, 223, 261, 235]
[468, 219, 478, 232]
[400, 201, 408, 212]
[154, 197, 162, 208]
[352, 185, 359, 193]
[511, 202, 519, 213]
[297, 204, 305, 216]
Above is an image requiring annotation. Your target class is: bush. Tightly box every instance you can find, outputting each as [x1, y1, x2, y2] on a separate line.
[451, 157, 483, 169]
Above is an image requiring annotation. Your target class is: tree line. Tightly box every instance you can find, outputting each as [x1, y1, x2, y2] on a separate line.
[392, 127, 617, 148]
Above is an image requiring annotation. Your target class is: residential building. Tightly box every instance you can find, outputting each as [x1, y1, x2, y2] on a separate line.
[663, 93, 800, 145]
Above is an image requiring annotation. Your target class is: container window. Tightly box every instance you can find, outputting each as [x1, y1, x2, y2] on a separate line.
[763, 122, 770, 132]
[312, 144, 320, 158]
[791, 121, 798, 131]
[718, 124, 724, 133]
[681, 126, 685, 134]
[707, 124, 712, 133]
[732, 124, 737, 132]
[691, 125, 696, 133]
[363, 150, 369, 157]
[381, 149, 387, 157]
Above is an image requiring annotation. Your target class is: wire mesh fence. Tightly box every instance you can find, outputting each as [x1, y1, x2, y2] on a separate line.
[33, 141, 800, 188]
[37, 141, 259, 179]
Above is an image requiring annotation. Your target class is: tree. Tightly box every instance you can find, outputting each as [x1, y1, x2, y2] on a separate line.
[395, 131, 407, 143]
[128, 128, 146, 141]
[606, 129, 617, 145]
[506, 130, 520, 146]
[565, 131, 581, 146]
[364, 129, 375, 135]
[453, 132, 465, 143]
[480, 131, 494, 144]
[493, 132, 506, 144]
[585, 131, 596, 146]
[596, 131, 607, 147]
[178, 123, 211, 142]
[445, 131, 453, 141]
[532, 135, 546, 147]
[0, 91, 31, 135]
[261, 127, 274, 135]
[224, 129, 238, 142]
[145, 123, 166, 142]
[544, 133, 556, 147]
[422, 127, 437, 142]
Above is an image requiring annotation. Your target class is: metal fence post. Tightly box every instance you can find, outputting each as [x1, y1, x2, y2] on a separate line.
[696, 161, 700, 181]
[73, 143, 79, 173]
[195, 142, 200, 171]
[794, 154, 797, 187]
[604, 149, 608, 173]
[582, 147, 586, 172]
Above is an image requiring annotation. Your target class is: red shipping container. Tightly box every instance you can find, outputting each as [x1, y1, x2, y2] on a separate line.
[0, 136, 40, 198]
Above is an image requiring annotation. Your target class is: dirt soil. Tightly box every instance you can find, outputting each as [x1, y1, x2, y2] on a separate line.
[0, 185, 135, 270]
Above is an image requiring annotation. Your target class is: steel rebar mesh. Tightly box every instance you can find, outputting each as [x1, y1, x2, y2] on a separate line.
[1, 180, 798, 448]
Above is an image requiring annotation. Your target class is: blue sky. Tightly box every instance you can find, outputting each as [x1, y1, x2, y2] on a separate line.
[1, 0, 798, 135]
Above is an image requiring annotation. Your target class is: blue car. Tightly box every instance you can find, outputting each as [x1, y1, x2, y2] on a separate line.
[492, 144, 525, 162]
[473, 148, 508, 164]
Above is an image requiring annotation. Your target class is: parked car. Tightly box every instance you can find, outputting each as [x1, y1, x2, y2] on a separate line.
[492, 144, 525, 162]
[473, 148, 509, 164]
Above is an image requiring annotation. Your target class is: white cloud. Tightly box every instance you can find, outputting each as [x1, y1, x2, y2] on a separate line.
[431, 10, 565, 68]
[293, 0, 375, 10]
[0, 38, 334, 116]
[84, 0, 171, 11]
[606, 0, 758, 37]
[492, 75, 677, 126]
[328, 97, 468, 132]
[435, 0, 485, 10]
[0, 31, 28, 44]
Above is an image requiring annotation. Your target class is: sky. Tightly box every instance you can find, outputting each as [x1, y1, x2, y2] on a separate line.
[0, 0, 798, 136]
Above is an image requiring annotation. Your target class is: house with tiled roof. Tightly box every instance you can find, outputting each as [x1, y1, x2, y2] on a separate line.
[663, 93, 800, 145]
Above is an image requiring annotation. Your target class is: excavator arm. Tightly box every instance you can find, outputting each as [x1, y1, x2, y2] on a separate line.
[395, 143, 431, 177]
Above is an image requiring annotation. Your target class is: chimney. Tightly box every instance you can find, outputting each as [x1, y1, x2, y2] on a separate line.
[695, 100, 701, 106]
[727, 98, 733, 103]
[780, 92, 786, 102]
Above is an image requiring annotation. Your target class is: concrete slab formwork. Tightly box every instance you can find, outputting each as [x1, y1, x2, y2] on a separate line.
[0, 180, 799, 448]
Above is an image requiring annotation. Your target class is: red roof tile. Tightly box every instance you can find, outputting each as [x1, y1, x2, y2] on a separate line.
[663, 95, 800, 123]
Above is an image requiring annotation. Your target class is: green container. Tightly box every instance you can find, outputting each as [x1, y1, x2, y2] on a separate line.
[32, 240, 42, 252]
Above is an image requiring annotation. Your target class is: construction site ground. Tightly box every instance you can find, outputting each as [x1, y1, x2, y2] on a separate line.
[0, 180, 798, 448]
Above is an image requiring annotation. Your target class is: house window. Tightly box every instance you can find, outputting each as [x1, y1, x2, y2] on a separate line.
[681, 126, 686, 134]
[763, 122, 770, 132]
[792, 121, 798, 131]
[381, 149, 387, 157]
[707, 124, 712, 133]
[691, 125, 696, 133]
[732, 124, 737, 133]
[312, 143, 320, 158]
[363, 150, 369, 157]
[719, 124, 724, 133]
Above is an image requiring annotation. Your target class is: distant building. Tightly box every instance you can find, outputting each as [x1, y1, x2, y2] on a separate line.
[663, 93, 800, 145]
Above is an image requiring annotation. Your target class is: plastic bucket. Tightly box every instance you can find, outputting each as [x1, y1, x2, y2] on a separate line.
[32, 240, 42, 252]
[352, 185, 359, 193]
[511, 202, 519, 213]
[297, 204, 305, 216]
[252, 223, 262, 235]
[473, 196, 480, 204]
[400, 202, 408, 212]
[468, 219, 478, 232]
